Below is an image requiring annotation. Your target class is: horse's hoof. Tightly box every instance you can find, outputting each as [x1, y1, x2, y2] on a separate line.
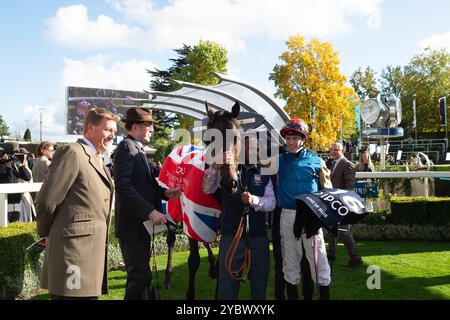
[164, 281, 172, 290]
[186, 289, 195, 300]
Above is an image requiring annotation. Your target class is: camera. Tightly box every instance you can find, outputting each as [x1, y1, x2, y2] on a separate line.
[12, 152, 26, 163]
[0, 151, 25, 165]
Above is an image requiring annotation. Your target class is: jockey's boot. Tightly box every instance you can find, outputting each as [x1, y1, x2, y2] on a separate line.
[286, 282, 299, 300]
[302, 278, 314, 300]
[319, 285, 330, 300]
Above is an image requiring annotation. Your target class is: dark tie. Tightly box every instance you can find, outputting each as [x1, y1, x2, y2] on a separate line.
[331, 160, 336, 172]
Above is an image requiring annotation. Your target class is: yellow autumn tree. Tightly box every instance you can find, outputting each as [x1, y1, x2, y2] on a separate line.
[270, 35, 358, 151]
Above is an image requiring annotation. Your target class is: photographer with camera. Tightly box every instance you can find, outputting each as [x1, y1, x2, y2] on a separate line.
[0, 142, 32, 222]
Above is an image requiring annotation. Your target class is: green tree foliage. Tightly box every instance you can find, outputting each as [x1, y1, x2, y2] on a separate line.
[380, 65, 403, 97]
[270, 35, 358, 150]
[400, 48, 450, 135]
[23, 128, 31, 141]
[146, 40, 228, 161]
[0, 115, 10, 136]
[175, 40, 228, 85]
[350, 66, 379, 101]
[174, 40, 228, 129]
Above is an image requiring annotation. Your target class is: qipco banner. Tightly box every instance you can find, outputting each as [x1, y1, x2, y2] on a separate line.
[296, 189, 369, 233]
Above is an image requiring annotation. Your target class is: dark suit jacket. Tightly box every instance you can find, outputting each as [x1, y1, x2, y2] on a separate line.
[114, 135, 167, 240]
[331, 156, 356, 190]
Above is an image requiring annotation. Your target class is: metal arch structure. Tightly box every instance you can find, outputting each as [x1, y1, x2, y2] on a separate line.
[134, 72, 289, 131]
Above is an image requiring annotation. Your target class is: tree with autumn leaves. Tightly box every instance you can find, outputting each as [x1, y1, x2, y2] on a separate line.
[270, 35, 358, 151]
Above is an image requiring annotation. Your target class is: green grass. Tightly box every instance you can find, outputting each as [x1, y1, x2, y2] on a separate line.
[31, 241, 450, 300]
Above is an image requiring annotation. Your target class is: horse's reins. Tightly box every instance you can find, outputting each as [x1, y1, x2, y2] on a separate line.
[225, 170, 252, 282]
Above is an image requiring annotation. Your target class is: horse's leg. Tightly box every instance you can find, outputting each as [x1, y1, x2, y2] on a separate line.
[186, 237, 200, 300]
[164, 228, 176, 289]
[204, 242, 218, 279]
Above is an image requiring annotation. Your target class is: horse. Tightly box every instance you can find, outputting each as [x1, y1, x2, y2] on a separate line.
[159, 101, 242, 300]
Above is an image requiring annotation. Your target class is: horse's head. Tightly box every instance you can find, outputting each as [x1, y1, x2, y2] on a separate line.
[204, 101, 241, 193]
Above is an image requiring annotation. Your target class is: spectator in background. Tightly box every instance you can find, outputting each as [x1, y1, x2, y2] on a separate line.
[27, 151, 36, 170]
[32, 141, 54, 183]
[356, 151, 375, 173]
[327, 142, 362, 267]
[0, 142, 32, 222]
[154, 161, 162, 177]
[17, 148, 36, 222]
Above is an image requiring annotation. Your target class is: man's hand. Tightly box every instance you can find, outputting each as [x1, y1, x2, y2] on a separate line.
[165, 187, 181, 200]
[241, 191, 253, 205]
[149, 209, 167, 225]
[38, 237, 47, 248]
[1, 154, 12, 168]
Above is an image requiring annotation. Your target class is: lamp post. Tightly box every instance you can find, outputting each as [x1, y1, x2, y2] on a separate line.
[39, 108, 45, 142]
[413, 95, 417, 147]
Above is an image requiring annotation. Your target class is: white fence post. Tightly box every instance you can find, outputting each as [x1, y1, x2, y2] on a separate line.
[0, 193, 7, 228]
[0, 183, 43, 228]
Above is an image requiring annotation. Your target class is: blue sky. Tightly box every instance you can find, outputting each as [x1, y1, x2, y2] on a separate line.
[1, 0, 449, 141]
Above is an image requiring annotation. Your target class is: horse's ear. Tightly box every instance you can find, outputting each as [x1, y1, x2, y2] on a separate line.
[205, 100, 215, 119]
[231, 101, 240, 118]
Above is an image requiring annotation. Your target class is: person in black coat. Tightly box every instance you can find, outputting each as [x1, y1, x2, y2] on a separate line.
[0, 142, 32, 222]
[114, 107, 180, 300]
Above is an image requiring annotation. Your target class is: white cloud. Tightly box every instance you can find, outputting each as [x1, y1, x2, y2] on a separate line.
[62, 55, 157, 91]
[419, 31, 450, 51]
[44, 4, 145, 49]
[46, 0, 382, 52]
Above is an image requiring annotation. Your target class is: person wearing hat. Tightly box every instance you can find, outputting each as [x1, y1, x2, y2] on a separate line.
[0, 142, 32, 222]
[36, 108, 119, 299]
[276, 119, 332, 300]
[114, 107, 181, 300]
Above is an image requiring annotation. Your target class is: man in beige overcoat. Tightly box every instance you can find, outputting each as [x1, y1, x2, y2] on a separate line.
[36, 108, 119, 299]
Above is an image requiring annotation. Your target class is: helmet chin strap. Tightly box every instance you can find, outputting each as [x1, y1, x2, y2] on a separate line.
[289, 142, 306, 154]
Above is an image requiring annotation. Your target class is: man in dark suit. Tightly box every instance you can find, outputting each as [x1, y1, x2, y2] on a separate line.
[327, 142, 363, 267]
[114, 107, 180, 300]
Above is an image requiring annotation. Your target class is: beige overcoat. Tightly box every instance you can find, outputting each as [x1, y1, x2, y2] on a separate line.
[36, 139, 114, 297]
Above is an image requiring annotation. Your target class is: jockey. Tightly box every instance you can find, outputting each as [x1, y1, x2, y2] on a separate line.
[277, 118, 332, 300]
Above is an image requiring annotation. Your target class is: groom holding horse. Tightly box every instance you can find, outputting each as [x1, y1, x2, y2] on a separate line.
[202, 103, 276, 300]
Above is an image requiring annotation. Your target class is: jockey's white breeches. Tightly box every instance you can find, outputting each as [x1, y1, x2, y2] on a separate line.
[280, 208, 331, 286]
